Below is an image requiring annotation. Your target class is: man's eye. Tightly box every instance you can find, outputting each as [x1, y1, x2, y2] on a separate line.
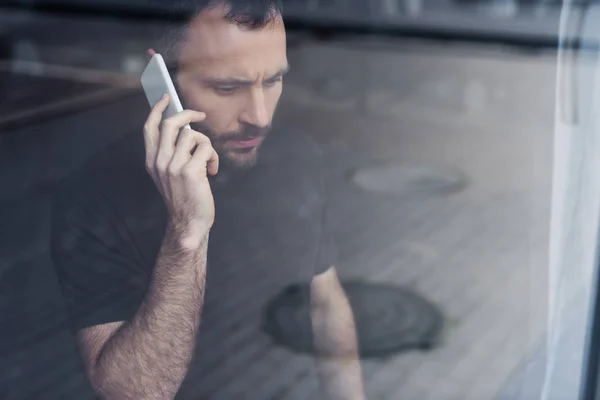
[215, 86, 237, 95]
[264, 77, 283, 87]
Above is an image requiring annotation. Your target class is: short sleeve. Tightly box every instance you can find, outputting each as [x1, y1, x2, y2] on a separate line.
[314, 206, 338, 276]
[313, 147, 338, 276]
[51, 184, 148, 331]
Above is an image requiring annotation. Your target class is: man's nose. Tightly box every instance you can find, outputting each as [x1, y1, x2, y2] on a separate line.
[240, 89, 270, 128]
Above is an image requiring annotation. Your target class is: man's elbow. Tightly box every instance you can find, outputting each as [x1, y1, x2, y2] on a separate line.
[88, 370, 131, 400]
[87, 361, 172, 400]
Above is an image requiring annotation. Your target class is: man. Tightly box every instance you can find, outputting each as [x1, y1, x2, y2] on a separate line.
[51, 0, 364, 399]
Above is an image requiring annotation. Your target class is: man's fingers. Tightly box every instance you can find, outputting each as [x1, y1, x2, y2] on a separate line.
[186, 143, 220, 177]
[162, 110, 206, 135]
[146, 93, 170, 132]
[170, 129, 210, 172]
[143, 93, 170, 169]
[160, 109, 206, 152]
[206, 148, 219, 176]
[156, 109, 206, 173]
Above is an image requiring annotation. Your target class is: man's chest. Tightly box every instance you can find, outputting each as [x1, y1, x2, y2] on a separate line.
[123, 169, 324, 289]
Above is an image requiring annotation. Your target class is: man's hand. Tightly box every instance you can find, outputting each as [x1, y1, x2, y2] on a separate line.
[144, 94, 219, 247]
[76, 99, 217, 400]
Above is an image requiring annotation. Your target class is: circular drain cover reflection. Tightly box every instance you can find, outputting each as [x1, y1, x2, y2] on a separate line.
[351, 162, 465, 196]
[262, 281, 444, 358]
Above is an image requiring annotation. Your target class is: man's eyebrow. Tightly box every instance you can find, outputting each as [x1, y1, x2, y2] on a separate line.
[265, 65, 290, 81]
[203, 65, 290, 86]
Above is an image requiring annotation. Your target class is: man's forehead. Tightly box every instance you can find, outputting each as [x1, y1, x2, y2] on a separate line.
[177, 8, 286, 73]
[179, 45, 286, 73]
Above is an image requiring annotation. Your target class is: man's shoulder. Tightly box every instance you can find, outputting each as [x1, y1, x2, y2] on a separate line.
[53, 130, 154, 211]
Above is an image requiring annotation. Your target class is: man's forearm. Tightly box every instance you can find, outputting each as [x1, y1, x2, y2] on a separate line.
[91, 227, 209, 399]
[315, 357, 364, 400]
[312, 290, 365, 400]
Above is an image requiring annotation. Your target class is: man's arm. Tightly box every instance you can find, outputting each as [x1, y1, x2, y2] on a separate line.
[76, 96, 219, 399]
[311, 267, 365, 400]
[79, 229, 208, 400]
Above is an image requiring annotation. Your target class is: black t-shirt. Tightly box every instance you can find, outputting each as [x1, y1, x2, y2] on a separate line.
[50, 124, 336, 398]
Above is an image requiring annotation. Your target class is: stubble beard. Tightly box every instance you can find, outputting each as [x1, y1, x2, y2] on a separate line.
[220, 146, 260, 170]
[191, 122, 270, 171]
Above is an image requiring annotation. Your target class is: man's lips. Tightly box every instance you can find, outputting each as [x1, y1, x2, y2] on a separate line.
[229, 137, 261, 149]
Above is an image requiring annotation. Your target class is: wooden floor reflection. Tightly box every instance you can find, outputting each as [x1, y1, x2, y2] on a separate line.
[0, 13, 556, 399]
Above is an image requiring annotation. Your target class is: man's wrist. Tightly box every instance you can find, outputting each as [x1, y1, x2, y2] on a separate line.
[166, 221, 210, 251]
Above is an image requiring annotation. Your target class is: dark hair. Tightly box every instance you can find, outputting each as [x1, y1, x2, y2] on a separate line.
[154, 0, 283, 67]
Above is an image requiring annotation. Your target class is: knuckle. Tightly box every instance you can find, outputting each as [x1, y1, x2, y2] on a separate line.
[184, 109, 202, 117]
[182, 128, 195, 140]
[161, 122, 171, 131]
[182, 165, 199, 180]
[155, 160, 168, 174]
[162, 118, 176, 130]
[189, 133, 204, 145]
[167, 163, 181, 176]
[192, 145, 208, 158]
[195, 139, 212, 152]
[197, 133, 210, 144]
[206, 145, 217, 156]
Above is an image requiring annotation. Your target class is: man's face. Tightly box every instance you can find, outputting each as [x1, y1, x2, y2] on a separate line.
[175, 7, 288, 169]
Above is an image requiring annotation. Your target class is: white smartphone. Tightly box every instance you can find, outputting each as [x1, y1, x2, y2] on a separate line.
[141, 53, 190, 129]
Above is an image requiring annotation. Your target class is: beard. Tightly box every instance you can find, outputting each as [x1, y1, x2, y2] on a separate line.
[191, 122, 271, 170]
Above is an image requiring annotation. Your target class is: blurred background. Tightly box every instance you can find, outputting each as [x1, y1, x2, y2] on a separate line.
[0, 0, 580, 399]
